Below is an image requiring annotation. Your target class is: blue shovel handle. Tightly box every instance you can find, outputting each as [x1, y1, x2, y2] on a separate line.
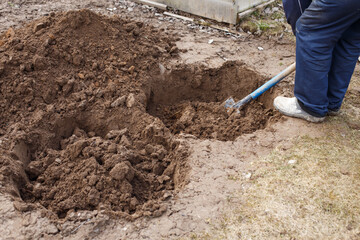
[226, 62, 296, 110]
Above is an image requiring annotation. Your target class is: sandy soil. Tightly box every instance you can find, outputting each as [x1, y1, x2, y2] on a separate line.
[0, 1, 329, 239]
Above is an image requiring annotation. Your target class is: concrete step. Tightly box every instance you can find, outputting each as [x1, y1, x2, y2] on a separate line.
[150, 0, 270, 24]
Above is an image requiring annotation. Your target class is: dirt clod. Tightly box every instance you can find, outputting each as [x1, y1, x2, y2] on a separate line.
[110, 162, 135, 182]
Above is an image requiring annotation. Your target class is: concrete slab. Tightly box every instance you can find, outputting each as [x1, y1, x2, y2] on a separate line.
[160, 0, 238, 24]
[151, 0, 271, 24]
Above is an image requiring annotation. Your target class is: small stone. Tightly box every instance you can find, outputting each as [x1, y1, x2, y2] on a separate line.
[162, 192, 172, 201]
[105, 66, 114, 75]
[159, 63, 166, 75]
[46, 224, 59, 234]
[139, 149, 146, 155]
[157, 175, 170, 183]
[55, 77, 68, 87]
[258, 47, 264, 51]
[128, 66, 135, 74]
[145, 144, 155, 154]
[111, 96, 126, 108]
[5, 28, 15, 39]
[63, 79, 74, 95]
[105, 128, 128, 139]
[169, 46, 178, 54]
[133, 28, 140, 37]
[78, 100, 87, 108]
[45, 36, 56, 46]
[88, 175, 99, 186]
[33, 22, 47, 33]
[153, 205, 167, 217]
[32, 55, 47, 70]
[245, 173, 252, 179]
[126, 94, 136, 108]
[120, 135, 131, 147]
[19, 64, 26, 71]
[27, 161, 43, 179]
[288, 159, 297, 165]
[78, 73, 85, 79]
[55, 158, 61, 164]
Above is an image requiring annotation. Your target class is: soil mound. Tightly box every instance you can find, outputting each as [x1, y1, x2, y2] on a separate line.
[0, 9, 278, 221]
[0, 9, 187, 220]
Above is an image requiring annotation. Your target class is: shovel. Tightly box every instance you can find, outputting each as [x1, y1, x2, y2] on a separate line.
[224, 62, 296, 111]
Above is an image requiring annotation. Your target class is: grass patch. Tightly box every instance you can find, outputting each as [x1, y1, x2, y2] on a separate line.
[238, 129, 360, 239]
[238, 0, 292, 38]
[257, 21, 270, 31]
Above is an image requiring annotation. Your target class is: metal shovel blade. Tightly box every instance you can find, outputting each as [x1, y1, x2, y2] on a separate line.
[224, 97, 235, 109]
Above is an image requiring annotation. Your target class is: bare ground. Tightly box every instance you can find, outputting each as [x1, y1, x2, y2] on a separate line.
[1, 1, 360, 240]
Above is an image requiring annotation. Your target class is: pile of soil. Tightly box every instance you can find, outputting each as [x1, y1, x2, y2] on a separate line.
[0, 9, 187, 220]
[0, 9, 278, 221]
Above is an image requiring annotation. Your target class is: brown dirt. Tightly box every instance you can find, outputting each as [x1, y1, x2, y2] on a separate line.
[146, 61, 279, 141]
[3, 1, 344, 240]
[0, 9, 188, 220]
[0, 6, 280, 230]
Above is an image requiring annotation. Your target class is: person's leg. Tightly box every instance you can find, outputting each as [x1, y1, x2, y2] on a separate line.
[294, 0, 360, 117]
[327, 21, 360, 111]
[282, 0, 312, 34]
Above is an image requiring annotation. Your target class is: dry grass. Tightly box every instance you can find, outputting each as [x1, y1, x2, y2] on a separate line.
[189, 128, 360, 239]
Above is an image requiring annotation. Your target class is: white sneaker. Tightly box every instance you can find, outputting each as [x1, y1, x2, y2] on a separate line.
[273, 96, 325, 123]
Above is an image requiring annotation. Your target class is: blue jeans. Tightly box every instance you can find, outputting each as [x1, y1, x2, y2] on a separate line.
[282, 0, 312, 34]
[293, 0, 360, 117]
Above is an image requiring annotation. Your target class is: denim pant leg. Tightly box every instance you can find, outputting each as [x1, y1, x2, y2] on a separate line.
[294, 0, 360, 117]
[282, 0, 312, 34]
[327, 20, 360, 111]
